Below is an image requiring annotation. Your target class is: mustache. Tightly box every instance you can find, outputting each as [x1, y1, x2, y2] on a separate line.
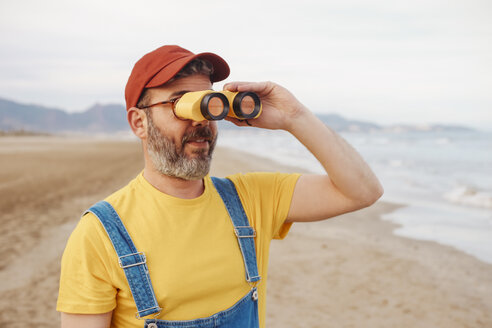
[182, 126, 214, 144]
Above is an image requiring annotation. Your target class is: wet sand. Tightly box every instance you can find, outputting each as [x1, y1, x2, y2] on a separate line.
[0, 136, 490, 327]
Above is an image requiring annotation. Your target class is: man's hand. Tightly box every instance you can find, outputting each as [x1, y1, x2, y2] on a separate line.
[223, 81, 306, 131]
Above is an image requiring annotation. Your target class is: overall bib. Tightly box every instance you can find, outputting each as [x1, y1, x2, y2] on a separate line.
[86, 177, 261, 328]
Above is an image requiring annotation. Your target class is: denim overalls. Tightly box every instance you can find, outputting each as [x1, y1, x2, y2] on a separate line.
[86, 177, 261, 328]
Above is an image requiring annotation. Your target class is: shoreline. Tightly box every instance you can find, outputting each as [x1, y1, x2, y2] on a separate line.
[0, 137, 491, 327]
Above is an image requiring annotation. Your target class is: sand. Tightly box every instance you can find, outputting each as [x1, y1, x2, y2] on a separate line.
[0, 136, 491, 327]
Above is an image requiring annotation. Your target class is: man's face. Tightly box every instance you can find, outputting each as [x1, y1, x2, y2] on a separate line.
[143, 74, 218, 180]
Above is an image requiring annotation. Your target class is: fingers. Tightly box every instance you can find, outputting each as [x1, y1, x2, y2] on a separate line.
[223, 82, 249, 92]
[223, 81, 273, 94]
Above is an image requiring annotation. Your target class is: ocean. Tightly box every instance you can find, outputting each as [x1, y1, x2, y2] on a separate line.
[217, 127, 492, 264]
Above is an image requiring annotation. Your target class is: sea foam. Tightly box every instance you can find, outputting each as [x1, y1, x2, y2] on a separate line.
[444, 186, 492, 209]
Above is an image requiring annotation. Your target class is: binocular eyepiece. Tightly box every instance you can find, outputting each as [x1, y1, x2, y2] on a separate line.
[174, 90, 262, 121]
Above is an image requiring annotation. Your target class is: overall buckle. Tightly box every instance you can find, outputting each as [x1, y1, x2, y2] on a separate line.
[118, 252, 146, 269]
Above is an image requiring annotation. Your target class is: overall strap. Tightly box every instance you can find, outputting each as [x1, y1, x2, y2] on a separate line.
[86, 201, 162, 319]
[211, 177, 261, 283]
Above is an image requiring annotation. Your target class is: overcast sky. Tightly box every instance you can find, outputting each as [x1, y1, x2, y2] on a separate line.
[1, 0, 491, 129]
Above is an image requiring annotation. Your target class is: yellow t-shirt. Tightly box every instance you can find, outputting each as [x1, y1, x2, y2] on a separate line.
[57, 172, 300, 328]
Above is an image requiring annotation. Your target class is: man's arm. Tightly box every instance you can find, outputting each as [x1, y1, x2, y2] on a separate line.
[284, 111, 383, 222]
[224, 81, 383, 222]
[61, 311, 112, 328]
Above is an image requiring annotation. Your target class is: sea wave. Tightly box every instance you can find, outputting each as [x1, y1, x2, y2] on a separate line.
[443, 186, 492, 209]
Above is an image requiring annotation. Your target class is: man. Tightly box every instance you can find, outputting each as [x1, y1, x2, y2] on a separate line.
[57, 45, 383, 328]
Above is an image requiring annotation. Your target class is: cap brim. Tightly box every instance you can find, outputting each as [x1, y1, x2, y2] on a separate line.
[146, 52, 230, 88]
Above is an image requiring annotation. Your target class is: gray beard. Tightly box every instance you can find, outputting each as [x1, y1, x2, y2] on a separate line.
[146, 115, 217, 180]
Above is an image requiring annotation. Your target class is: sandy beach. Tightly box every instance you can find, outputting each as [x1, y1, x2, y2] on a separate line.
[0, 136, 491, 327]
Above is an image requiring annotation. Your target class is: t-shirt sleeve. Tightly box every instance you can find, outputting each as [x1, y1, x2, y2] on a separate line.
[228, 172, 301, 240]
[57, 212, 118, 314]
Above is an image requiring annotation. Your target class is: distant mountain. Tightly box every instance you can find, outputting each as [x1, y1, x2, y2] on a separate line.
[317, 114, 381, 132]
[314, 115, 475, 133]
[0, 98, 129, 133]
[0, 97, 475, 134]
[219, 113, 475, 133]
[378, 123, 474, 133]
[218, 113, 383, 132]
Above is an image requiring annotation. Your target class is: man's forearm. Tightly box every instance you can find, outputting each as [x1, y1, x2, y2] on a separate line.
[286, 109, 383, 204]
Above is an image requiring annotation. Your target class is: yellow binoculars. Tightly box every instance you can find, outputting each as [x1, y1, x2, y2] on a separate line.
[174, 90, 262, 121]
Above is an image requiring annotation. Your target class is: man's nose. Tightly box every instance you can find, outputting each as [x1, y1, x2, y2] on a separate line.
[191, 118, 210, 127]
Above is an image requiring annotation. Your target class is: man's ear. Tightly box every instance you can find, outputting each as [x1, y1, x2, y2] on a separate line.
[127, 107, 147, 139]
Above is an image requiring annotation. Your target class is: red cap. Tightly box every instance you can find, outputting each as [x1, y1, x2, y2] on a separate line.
[124, 45, 230, 110]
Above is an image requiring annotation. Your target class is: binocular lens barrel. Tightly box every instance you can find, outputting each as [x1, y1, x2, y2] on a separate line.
[231, 92, 261, 119]
[200, 93, 229, 120]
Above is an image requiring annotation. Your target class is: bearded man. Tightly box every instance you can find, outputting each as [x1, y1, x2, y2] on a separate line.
[57, 45, 383, 328]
